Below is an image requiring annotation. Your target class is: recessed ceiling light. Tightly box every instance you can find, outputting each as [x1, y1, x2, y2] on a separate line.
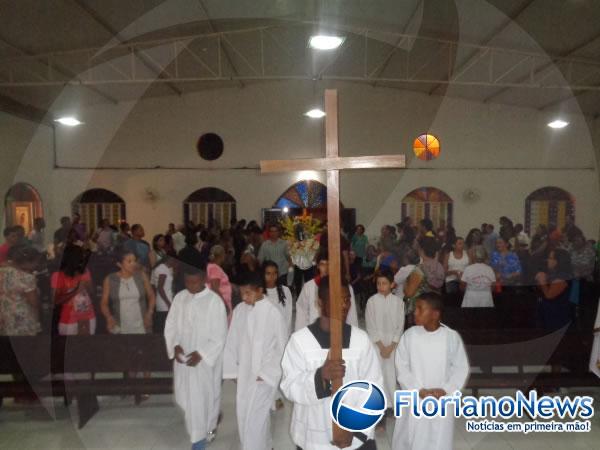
[304, 108, 326, 119]
[55, 117, 83, 126]
[309, 35, 344, 50]
[547, 119, 569, 129]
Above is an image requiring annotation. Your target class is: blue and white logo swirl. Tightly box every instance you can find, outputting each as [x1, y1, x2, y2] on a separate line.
[330, 381, 387, 432]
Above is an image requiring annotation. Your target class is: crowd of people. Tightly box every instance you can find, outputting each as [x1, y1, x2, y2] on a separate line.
[0, 212, 599, 449]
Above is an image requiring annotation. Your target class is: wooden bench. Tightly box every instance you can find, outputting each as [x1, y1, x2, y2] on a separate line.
[1, 328, 598, 428]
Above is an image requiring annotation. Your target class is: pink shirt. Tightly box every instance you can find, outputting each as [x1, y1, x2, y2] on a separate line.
[206, 263, 232, 323]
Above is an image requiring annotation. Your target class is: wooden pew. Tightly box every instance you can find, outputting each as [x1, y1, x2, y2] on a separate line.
[0, 329, 598, 428]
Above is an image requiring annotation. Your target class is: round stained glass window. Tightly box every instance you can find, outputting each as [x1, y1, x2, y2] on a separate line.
[413, 134, 440, 161]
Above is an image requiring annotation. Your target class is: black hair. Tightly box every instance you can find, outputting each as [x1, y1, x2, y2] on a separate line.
[420, 218, 434, 232]
[316, 248, 329, 263]
[420, 237, 438, 258]
[238, 270, 263, 289]
[183, 265, 205, 277]
[115, 247, 136, 263]
[417, 291, 444, 313]
[8, 245, 40, 266]
[119, 222, 130, 232]
[317, 276, 349, 303]
[376, 268, 394, 283]
[152, 234, 165, 251]
[185, 231, 198, 246]
[60, 245, 89, 277]
[548, 248, 573, 281]
[3, 226, 17, 237]
[262, 260, 286, 306]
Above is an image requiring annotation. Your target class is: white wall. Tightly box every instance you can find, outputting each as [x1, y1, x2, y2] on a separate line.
[22, 80, 600, 239]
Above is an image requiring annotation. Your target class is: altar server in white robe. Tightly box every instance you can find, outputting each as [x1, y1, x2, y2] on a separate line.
[223, 271, 288, 450]
[164, 267, 228, 450]
[460, 247, 495, 308]
[263, 260, 293, 333]
[590, 297, 600, 378]
[295, 251, 358, 331]
[281, 276, 383, 450]
[366, 269, 405, 411]
[392, 292, 470, 450]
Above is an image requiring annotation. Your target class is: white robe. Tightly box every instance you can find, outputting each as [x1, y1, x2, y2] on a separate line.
[281, 325, 383, 450]
[392, 325, 470, 450]
[590, 298, 600, 378]
[294, 278, 359, 331]
[223, 299, 288, 450]
[164, 288, 227, 443]
[265, 286, 293, 334]
[365, 293, 405, 404]
[460, 263, 496, 308]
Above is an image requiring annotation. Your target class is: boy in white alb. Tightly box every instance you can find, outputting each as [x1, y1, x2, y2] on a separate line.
[365, 269, 405, 423]
[281, 276, 383, 450]
[223, 271, 288, 450]
[164, 267, 228, 450]
[295, 251, 358, 331]
[392, 292, 470, 450]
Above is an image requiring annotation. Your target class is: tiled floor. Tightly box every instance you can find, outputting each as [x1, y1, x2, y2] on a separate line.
[1, 383, 599, 449]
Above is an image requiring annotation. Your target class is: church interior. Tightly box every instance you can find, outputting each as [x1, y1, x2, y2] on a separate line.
[1, 0, 600, 449]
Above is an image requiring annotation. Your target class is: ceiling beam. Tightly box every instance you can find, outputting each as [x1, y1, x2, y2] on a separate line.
[483, 27, 600, 103]
[371, 0, 424, 88]
[0, 33, 119, 105]
[429, 0, 536, 96]
[0, 92, 53, 126]
[72, 0, 183, 96]
[197, 0, 244, 88]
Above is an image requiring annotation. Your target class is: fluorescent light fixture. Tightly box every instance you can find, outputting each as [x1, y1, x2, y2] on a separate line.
[55, 117, 83, 126]
[305, 108, 326, 119]
[547, 119, 569, 129]
[309, 35, 344, 50]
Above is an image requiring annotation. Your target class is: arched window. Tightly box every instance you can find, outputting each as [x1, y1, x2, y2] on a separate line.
[525, 187, 575, 234]
[4, 183, 43, 235]
[184, 188, 236, 228]
[401, 187, 453, 229]
[274, 180, 327, 209]
[72, 188, 126, 233]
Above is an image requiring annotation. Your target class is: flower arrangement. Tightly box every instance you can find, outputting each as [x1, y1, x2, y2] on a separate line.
[281, 212, 323, 270]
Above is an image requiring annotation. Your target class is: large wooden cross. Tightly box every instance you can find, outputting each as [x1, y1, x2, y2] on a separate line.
[261, 89, 405, 443]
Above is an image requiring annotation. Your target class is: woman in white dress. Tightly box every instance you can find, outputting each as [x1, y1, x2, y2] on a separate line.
[443, 237, 470, 306]
[460, 247, 495, 308]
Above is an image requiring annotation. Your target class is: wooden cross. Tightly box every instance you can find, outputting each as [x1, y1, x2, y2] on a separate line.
[261, 89, 405, 443]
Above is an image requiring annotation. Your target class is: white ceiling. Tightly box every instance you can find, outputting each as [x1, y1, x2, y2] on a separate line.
[2, 0, 600, 118]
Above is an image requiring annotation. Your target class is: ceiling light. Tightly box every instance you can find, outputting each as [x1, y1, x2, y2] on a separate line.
[547, 119, 569, 129]
[309, 35, 344, 50]
[304, 108, 326, 119]
[283, 207, 289, 213]
[55, 117, 83, 127]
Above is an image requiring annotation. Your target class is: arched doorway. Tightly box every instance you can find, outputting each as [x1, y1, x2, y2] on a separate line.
[525, 187, 575, 234]
[184, 188, 237, 229]
[268, 180, 355, 234]
[401, 187, 453, 229]
[4, 182, 43, 235]
[72, 188, 126, 233]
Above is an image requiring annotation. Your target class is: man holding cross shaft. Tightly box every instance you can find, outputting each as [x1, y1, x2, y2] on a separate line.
[262, 89, 404, 448]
